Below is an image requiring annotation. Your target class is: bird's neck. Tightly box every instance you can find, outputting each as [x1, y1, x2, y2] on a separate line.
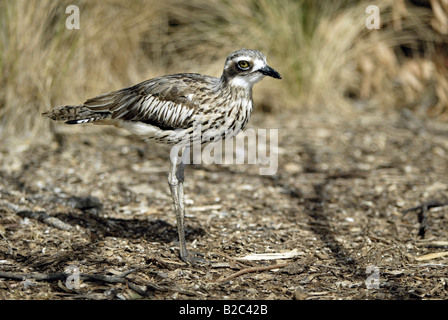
[218, 74, 253, 98]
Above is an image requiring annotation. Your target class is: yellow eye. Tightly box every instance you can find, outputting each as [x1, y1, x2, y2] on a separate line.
[237, 60, 250, 70]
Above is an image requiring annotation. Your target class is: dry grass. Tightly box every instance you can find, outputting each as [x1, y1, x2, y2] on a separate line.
[0, 0, 447, 139]
[351, 0, 448, 116]
[0, 0, 169, 138]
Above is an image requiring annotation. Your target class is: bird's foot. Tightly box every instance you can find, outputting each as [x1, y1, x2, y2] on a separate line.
[180, 251, 209, 266]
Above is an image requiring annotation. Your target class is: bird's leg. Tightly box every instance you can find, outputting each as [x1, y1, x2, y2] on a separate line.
[168, 146, 206, 265]
[168, 152, 189, 262]
[175, 148, 188, 247]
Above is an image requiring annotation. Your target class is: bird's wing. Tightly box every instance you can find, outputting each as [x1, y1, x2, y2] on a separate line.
[84, 74, 213, 130]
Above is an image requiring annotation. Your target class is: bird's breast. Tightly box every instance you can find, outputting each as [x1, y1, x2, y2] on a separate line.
[194, 97, 253, 142]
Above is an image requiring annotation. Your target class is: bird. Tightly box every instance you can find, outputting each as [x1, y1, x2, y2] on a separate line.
[42, 49, 282, 265]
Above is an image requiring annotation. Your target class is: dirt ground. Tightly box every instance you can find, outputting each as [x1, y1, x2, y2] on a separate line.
[1, 108, 448, 300]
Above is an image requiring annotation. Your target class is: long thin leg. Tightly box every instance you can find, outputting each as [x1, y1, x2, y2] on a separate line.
[168, 147, 207, 264]
[176, 146, 189, 232]
[168, 151, 189, 262]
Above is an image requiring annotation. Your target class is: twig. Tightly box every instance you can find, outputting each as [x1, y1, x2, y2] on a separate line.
[0, 270, 147, 296]
[0, 199, 26, 212]
[403, 200, 448, 214]
[0, 271, 67, 281]
[17, 210, 73, 231]
[0, 200, 73, 231]
[216, 262, 291, 283]
[403, 200, 448, 238]
[414, 251, 448, 261]
[236, 249, 301, 261]
[0, 269, 197, 297]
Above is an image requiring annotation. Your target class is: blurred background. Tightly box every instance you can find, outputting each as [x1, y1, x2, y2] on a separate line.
[0, 0, 447, 139]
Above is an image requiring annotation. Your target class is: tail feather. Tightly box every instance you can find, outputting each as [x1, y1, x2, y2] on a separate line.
[42, 105, 111, 124]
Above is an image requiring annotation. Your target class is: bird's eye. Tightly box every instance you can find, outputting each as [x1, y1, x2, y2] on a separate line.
[237, 60, 250, 70]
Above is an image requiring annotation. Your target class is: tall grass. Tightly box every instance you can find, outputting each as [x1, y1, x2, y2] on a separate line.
[0, 0, 171, 139]
[0, 1, 77, 138]
[0, 0, 446, 139]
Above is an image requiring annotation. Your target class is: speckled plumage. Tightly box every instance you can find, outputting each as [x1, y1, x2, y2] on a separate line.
[43, 49, 281, 264]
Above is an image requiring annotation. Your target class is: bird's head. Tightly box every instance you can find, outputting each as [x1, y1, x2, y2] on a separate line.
[221, 49, 282, 90]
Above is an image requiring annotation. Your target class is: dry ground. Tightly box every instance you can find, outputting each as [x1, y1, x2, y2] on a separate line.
[1, 108, 448, 300]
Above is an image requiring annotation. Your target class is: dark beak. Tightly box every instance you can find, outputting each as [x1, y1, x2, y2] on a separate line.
[259, 65, 282, 79]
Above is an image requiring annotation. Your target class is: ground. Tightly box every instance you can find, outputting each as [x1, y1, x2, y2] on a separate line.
[1, 109, 448, 300]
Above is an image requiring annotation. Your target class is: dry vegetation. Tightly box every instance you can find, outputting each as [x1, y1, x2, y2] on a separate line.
[1, 0, 448, 301]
